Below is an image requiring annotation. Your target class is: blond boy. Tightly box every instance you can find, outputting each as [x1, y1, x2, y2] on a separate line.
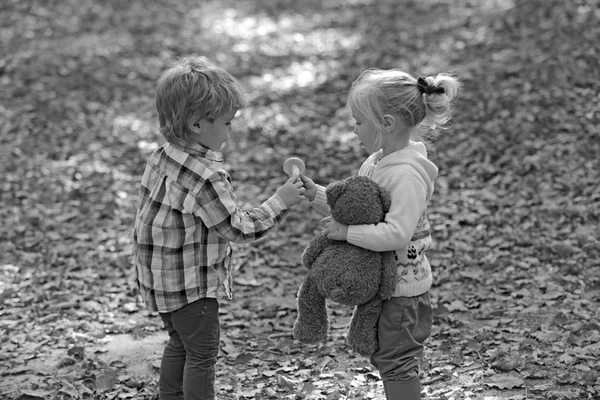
[133, 56, 305, 400]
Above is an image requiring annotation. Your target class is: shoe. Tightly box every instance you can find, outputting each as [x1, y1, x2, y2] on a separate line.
[383, 378, 421, 400]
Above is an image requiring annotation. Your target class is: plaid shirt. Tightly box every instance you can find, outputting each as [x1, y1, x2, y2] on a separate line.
[133, 143, 288, 313]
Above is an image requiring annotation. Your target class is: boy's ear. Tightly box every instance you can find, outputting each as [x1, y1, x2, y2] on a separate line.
[189, 120, 202, 134]
[383, 114, 396, 132]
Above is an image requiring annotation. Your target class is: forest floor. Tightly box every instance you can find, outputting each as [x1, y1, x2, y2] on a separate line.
[1, 0, 599, 399]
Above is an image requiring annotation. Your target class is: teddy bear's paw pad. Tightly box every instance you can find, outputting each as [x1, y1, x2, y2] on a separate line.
[295, 336, 325, 344]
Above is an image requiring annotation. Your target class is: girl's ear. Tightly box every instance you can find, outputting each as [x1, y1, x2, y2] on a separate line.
[383, 114, 396, 132]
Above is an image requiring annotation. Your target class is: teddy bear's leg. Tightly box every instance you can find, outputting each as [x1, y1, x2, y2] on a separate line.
[293, 276, 329, 344]
[347, 297, 383, 356]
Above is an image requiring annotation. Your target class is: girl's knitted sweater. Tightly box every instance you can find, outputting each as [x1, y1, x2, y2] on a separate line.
[310, 141, 438, 297]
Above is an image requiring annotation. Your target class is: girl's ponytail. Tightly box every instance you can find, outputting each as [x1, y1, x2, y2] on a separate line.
[419, 74, 461, 129]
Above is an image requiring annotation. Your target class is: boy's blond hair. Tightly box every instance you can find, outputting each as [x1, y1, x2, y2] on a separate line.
[156, 56, 245, 146]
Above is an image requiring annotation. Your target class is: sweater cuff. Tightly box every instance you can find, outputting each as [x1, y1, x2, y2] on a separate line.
[346, 226, 363, 247]
[309, 185, 329, 216]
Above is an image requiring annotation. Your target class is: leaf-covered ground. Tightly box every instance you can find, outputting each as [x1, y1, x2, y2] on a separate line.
[1, 0, 599, 399]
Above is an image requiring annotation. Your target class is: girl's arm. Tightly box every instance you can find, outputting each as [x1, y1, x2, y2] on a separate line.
[309, 184, 329, 216]
[346, 172, 427, 252]
[299, 174, 330, 216]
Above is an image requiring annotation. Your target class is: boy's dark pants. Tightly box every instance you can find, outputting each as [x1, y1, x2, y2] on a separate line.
[370, 293, 433, 399]
[159, 298, 220, 400]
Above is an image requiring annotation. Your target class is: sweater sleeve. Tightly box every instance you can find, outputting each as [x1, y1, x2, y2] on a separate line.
[308, 184, 330, 216]
[346, 172, 427, 252]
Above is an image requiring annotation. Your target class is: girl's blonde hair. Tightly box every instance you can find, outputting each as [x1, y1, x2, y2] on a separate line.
[347, 69, 460, 140]
[156, 56, 246, 146]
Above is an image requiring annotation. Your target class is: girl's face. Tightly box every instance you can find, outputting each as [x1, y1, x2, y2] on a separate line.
[196, 109, 238, 151]
[350, 104, 382, 153]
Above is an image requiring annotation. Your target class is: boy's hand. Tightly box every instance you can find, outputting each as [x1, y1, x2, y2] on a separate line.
[321, 216, 348, 241]
[298, 174, 317, 202]
[276, 176, 306, 208]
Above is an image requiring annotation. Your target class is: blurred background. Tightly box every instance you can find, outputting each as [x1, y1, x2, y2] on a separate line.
[1, 0, 599, 399]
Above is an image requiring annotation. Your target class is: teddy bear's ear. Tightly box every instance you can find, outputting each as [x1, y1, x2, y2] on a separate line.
[325, 180, 346, 207]
[378, 185, 392, 213]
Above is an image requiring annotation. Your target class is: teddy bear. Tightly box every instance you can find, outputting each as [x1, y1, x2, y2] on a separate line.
[293, 175, 397, 356]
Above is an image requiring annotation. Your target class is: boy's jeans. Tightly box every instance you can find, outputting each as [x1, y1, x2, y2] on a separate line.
[159, 298, 220, 400]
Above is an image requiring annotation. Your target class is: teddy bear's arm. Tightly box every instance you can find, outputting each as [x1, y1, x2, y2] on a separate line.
[301, 232, 329, 270]
[379, 251, 398, 300]
[293, 275, 329, 344]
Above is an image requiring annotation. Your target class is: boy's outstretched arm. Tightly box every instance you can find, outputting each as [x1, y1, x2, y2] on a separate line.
[190, 173, 304, 243]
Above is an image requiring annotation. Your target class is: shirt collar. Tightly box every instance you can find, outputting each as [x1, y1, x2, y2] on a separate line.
[171, 142, 223, 162]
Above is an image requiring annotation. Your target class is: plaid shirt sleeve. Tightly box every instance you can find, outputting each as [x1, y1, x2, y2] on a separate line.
[186, 169, 288, 242]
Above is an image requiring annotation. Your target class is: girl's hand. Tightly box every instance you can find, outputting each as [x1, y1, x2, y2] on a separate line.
[321, 216, 348, 241]
[276, 176, 306, 208]
[298, 174, 317, 202]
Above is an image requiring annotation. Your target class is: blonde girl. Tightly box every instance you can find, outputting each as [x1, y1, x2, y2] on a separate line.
[300, 68, 460, 400]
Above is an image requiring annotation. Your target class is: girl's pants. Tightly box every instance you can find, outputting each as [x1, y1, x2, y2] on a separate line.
[370, 293, 433, 399]
[159, 298, 220, 400]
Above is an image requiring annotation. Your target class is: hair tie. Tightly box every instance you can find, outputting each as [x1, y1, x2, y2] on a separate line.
[417, 77, 445, 95]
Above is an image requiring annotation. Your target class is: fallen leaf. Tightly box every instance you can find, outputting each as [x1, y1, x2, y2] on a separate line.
[302, 381, 317, 394]
[234, 353, 255, 364]
[277, 374, 299, 390]
[15, 390, 53, 400]
[446, 300, 468, 312]
[483, 374, 524, 389]
[95, 367, 118, 393]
